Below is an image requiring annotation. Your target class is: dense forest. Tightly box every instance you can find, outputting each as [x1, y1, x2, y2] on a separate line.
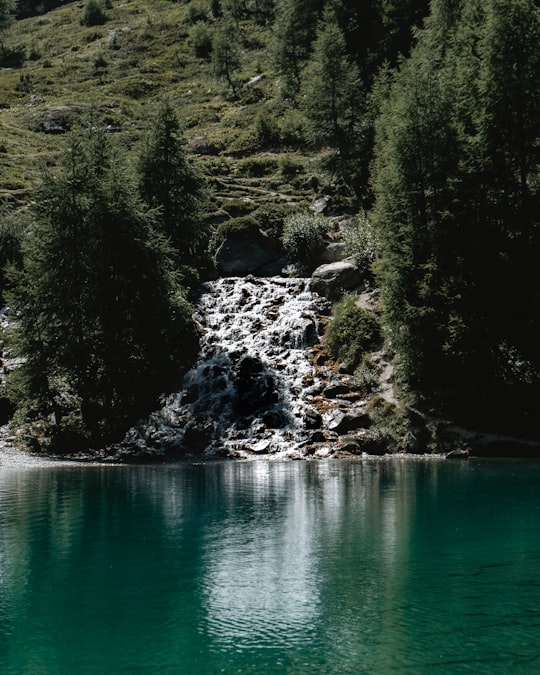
[0, 0, 538, 454]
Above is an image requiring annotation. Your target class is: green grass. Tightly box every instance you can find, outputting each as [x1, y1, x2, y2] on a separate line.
[0, 1, 326, 210]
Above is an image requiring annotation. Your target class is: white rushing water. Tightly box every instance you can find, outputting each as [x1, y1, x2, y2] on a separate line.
[124, 276, 330, 458]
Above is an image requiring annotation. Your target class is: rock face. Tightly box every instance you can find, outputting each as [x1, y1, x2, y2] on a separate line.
[311, 259, 363, 298]
[215, 230, 284, 276]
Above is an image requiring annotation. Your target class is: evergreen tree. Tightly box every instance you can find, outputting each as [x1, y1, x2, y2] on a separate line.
[272, 0, 324, 98]
[6, 125, 196, 450]
[373, 0, 540, 433]
[212, 21, 241, 94]
[300, 10, 365, 195]
[0, 0, 15, 46]
[138, 98, 207, 270]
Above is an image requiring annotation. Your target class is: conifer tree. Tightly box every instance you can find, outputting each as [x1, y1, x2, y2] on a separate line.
[373, 0, 540, 432]
[6, 124, 196, 450]
[211, 21, 241, 94]
[300, 10, 364, 194]
[272, 0, 324, 97]
[0, 0, 16, 46]
[138, 98, 207, 269]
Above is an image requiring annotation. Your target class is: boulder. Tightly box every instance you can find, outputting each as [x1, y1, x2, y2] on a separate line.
[326, 410, 372, 435]
[215, 230, 283, 276]
[311, 259, 363, 298]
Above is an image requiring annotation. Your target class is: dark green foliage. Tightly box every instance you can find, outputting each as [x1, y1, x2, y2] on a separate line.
[138, 98, 208, 268]
[211, 21, 240, 93]
[6, 124, 197, 450]
[0, 206, 24, 304]
[0, 0, 13, 23]
[300, 10, 365, 195]
[216, 215, 259, 238]
[236, 155, 278, 177]
[0, 0, 15, 38]
[272, 0, 324, 97]
[252, 203, 291, 239]
[373, 0, 540, 433]
[189, 21, 213, 59]
[16, 0, 71, 18]
[81, 0, 108, 27]
[326, 296, 381, 370]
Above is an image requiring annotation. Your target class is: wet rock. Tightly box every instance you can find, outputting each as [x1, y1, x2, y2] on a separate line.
[324, 384, 350, 399]
[340, 439, 362, 454]
[326, 410, 372, 435]
[182, 419, 215, 453]
[236, 356, 278, 415]
[303, 408, 323, 429]
[250, 438, 272, 454]
[446, 448, 470, 459]
[262, 410, 288, 429]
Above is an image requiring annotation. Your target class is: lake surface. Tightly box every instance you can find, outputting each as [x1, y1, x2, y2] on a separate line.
[1, 458, 539, 674]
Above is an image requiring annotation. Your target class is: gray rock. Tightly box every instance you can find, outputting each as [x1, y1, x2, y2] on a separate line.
[311, 259, 363, 298]
[326, 410, 372, 435]
[310, 195, 330, 213]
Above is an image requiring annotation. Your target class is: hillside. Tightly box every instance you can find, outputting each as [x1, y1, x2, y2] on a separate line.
[0, 0, 322, 213]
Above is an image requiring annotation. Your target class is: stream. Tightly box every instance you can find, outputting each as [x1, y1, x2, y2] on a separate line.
[122, 276, 369, 459]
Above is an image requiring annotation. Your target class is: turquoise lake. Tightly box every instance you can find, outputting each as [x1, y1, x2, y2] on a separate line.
[1, 458, 539, 674]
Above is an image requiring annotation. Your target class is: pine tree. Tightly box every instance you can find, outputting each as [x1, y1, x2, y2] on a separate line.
[138, 98, 207, 270]
[0, 0, 15, 46]
[6, 124, 197, 450]
[272, 0, 324, 98]
[300, 10, 364, 194]
[211, 21, 241, 94]
[373, 0, 540, 433]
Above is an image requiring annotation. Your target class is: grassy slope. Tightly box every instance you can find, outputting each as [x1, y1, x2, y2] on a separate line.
[0, 0, 322, 215]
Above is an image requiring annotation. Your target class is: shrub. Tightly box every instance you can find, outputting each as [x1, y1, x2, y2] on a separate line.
[252, 203, 291, 239]
[326, 296, 381, 370]
[254, 110, 280, 147]
[81, 0, 108, 27]
[189, 21, 213, 59]
[279, 155, 304, 181]
[216, 215, 259, 238]
[236, 156, 278, 178]
[281, 211, 328, 268]
[186, 0, 208, 24]
[342, 212, 379, 277]
[353, 354, 380, 395]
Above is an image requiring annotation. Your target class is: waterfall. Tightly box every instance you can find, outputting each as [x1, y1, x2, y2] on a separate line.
[123, 276, 333, 459]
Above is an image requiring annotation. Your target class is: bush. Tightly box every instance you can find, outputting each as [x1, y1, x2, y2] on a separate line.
[279, 155, 304, 181]
[326, 296, 381, 370]
[216, 215, 259, 238]
[342, 212, 379, 277]
[252, 204, 291, 239]
[186, 0, 209, 24]
[254, 110, 280, 147]
[0, 208, 25, 303]
[353, 354, 380, 395]
[189, 21, 213, 59]
[81, 0, 108, 27]
[281, 211, 328, 268]
[236, 156, 278, 178]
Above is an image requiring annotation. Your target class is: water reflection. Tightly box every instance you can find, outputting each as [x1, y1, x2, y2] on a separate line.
[0, 459, 539, 674]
